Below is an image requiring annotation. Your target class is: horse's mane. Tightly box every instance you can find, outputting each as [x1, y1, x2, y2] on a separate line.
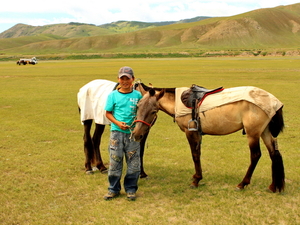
[137, 82, 176, 93]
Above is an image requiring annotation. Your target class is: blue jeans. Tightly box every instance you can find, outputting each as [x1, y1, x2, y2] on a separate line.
[108, 131, 141, 193]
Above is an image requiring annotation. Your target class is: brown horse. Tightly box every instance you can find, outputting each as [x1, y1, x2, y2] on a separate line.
[77, 80, 150, 178]
[132, 83, 285, 193]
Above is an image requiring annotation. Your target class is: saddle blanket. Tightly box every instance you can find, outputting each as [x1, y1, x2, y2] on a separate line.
[175, 86, 283, 118]
[77, 79, 117, 124]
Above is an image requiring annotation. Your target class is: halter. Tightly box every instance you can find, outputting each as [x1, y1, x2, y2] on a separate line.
[134, 120, 152, 127]
[128, 114, 157, 140]
[130, 80, 158, 138]
[133, 114, 157, 127]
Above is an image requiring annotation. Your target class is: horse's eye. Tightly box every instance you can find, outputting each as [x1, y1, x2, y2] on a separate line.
[151, 111, 157, 115]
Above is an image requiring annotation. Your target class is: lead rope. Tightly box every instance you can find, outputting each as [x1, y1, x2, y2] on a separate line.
[129, 118, 137, 140]
[130, 79, 141, 140]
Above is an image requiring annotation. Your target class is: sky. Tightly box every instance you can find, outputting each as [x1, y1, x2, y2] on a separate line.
[0, 0, 299, 34]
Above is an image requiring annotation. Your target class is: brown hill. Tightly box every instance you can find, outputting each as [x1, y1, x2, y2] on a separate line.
[1, 3, 300, 54]
[0, 23, 114, 39]
[0, 17, 211, 39]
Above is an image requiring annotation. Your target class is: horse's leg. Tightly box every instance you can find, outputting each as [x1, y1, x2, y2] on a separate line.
[93, 124, 108, 173]
[185, 131, 202, 188]
[237, 135, 261, 190]
[139, 131, 149, 178]
[261, 129, 285, 193]
[83, 120, 94, 174]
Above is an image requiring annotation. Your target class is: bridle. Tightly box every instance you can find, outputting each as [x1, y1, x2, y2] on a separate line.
[129, 114, 157, 140]
[133, 114, 157, 127]
[129, 80, 159, 138]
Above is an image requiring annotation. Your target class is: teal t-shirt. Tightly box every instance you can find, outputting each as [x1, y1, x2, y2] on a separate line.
[105, 89, 142, 133]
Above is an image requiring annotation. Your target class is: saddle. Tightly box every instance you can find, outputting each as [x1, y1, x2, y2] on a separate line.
[181, 84, 224, 132]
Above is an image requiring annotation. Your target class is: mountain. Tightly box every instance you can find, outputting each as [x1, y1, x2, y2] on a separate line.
[99, 17, 211, 33]
[0, 4, 300, 54]
[0, 23, 114, 39]
[0, 17, 211, 39]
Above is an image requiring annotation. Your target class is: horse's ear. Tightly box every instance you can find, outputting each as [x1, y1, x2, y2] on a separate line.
[149, 88, 156, 96]
[137, 83, 148, 96]
[156, 89, 165, 100]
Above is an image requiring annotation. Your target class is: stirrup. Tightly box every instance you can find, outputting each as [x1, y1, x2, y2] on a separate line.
[188, 119, 199, 131]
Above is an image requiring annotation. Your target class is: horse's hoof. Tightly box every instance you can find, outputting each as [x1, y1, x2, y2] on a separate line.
[189, 184, 198, 189]
[235, 183, 247, 191]
[268, 185, 276, 193]
[85, 170, 94, 175]
[100, 169, 108, 174]
[235, 186, 244, 191]
[267, 187, 277, 193]
[140, 174, 148, 179]
[92, 167, 99, 171]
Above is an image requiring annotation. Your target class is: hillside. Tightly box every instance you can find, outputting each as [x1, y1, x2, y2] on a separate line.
[0, 17, 211, 39]
[0, 23, 115, 39]
[1, 4, 300, 55]
[98, 17, 211, 33]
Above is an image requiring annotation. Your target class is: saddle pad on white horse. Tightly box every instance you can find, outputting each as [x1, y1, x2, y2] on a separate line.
[78, 79, 117, 124]
[175, 86, 283, 118]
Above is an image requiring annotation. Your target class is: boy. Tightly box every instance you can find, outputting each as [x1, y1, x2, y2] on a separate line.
[103, 66, 142, 201]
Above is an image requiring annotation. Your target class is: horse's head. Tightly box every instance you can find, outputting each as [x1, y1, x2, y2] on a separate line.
[132, 88, 165, 142]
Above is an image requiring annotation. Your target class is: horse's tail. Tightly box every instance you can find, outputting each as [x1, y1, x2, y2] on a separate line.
[269, 106, 284, 138]
[271, 149, 285, 192]
[268, 106, 285, 192]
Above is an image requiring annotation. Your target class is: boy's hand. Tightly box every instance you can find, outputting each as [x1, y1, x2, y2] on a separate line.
[119, 122, 130, 130]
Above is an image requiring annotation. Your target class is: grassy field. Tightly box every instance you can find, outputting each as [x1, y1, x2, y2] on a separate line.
[0, 57, 299, 224]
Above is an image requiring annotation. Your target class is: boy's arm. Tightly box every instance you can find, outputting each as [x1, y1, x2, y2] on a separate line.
[106, 111, 129, 130]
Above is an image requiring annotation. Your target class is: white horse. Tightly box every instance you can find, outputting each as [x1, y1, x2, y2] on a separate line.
[77, 79, 150, 177]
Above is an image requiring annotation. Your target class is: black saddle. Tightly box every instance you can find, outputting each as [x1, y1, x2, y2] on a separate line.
[181, 84, 223, 108]
[181, 84, 223, 132]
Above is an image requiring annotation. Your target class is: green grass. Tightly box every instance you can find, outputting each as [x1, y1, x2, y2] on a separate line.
[0, 57, 299, 224]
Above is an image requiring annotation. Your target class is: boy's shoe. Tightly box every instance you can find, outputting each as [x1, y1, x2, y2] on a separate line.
[103, 192, 120, 200]
[126, 192, 136, 201]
